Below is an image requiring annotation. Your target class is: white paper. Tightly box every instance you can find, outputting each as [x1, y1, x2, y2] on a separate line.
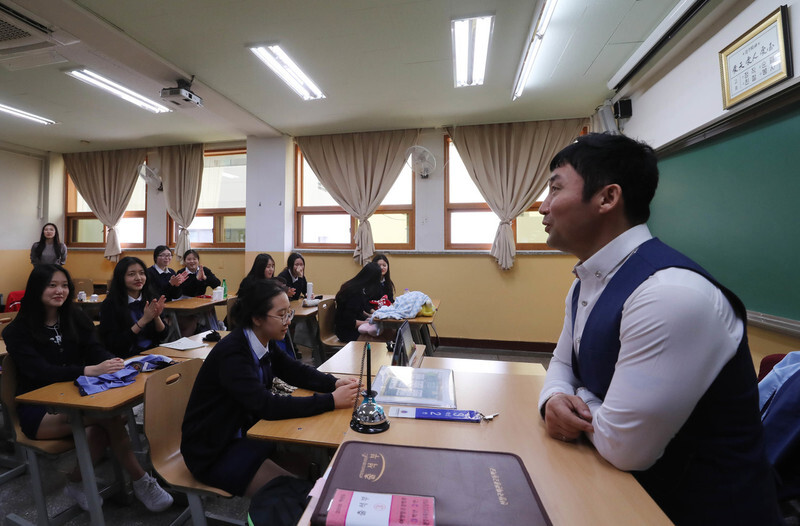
[159, 337, 206, 350]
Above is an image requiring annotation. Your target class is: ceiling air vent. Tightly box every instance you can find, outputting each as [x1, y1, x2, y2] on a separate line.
[0, 2, 55, 56]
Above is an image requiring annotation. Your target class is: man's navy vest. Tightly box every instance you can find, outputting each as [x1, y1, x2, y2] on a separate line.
[571, 238, 780, 525]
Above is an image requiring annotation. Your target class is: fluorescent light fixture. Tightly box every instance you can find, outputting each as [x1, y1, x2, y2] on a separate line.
[512, 0, 560, 100]
[249, 44, 325, 100]
[0, 102, 56, 125]
[65, 69, 171, 113]
[451, 15, 494, 87]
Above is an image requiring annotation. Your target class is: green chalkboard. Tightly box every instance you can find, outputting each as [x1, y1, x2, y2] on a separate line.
[649, 102, 800, 321]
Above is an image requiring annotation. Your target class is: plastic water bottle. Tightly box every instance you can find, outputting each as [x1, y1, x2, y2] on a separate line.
[404, 288, 409, 295]
[222, 279, 228, 298]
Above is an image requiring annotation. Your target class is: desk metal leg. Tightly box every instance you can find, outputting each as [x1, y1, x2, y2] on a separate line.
[68, 410, 105, 526]
[165, 311, 181, 341]
[420, 325, 435, 355]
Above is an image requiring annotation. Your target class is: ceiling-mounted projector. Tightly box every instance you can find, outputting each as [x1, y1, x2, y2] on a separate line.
[160, 86, 202, 108]
[160, 77, 202, 108]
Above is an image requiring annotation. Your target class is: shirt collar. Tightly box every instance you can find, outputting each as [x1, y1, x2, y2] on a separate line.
[127, 294, 143, 303]
[153, 265, 170, 274]
[573, 224, 653, 282]
[244, 327, 269, 360]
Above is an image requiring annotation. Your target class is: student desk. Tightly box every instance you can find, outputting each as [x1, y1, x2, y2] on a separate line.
[73, 294, 106, 320]
[143, 330, 230, 360]
[317, 341, 424, 375]
[289, 295, 334, 362]
[15, 371, 153, 526]
[377, 299, 440, 354]
[250, 369, 670, 526]
[420, 356, 546, 375]
[162, 296, 230, 340]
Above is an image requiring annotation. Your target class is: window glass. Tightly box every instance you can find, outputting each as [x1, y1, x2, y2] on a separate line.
[76, 176, 146, 212]
[301, 158, 338, 206]
[516, 211, 548, 245]
[221, 215, 246, 243]
[448, 141, 484, 203]
[450, 211, 500, 244]
[69, 218, 104, 243]
[301, 214, 351, 244]
[369, 213, 410, 244]
[187, 216, 214, 244]
[199, 152, 247, 209]
[116, 217, 144, 244]
[381, 163, 413, 205]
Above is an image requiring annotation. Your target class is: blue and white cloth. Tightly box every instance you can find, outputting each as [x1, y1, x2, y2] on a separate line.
[74, 355, 174, 396]
[371, 291, 431, 320]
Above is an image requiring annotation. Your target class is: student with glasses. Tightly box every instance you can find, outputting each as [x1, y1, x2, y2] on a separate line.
[146, 245, 186, 301]
[181, 278, 359, 497]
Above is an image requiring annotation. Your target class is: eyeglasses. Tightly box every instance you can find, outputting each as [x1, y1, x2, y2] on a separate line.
[268, 309, 295, 324]
[157, 253, 172, 259]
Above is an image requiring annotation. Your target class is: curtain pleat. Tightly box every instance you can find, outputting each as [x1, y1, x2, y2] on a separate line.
[159, 144, 204, 262]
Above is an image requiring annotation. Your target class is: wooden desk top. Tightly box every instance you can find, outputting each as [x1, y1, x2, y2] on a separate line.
[377, 299, 440, 326]
[0, 338, 6, 358]
[317, 341, 424, 375]
[290, 295, 334, 318]
[163, 296, 231, 312]
[16, 370, 149, 412]
[144, 330, 230, 360]
[421, 356, 546, 376]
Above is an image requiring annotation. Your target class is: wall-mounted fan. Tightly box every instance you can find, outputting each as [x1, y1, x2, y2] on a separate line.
[138, 164, 163, 191]
[405, 145, 436, 178]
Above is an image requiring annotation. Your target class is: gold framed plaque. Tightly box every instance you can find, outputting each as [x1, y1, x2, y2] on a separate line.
[719, 5, 793, 109]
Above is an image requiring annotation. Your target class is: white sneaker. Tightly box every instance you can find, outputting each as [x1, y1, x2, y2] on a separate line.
[64, 480, 102, 511]
[132, 473, 173, 512]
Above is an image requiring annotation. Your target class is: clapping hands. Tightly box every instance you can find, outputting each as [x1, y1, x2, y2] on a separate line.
[169, 270, 189, 287]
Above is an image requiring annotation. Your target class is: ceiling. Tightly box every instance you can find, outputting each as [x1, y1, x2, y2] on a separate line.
[0, 0, 685, 153]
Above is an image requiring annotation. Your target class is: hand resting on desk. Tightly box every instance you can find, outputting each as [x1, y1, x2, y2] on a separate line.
[544, 393, 594, 441]
[84, 357, 125, 376]
[332, 377, 359, 408]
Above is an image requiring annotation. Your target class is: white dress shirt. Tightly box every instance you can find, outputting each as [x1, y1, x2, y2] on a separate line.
[538, 224, 743, 471]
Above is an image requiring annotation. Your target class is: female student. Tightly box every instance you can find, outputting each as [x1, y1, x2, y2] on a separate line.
[371, 253, 396, 303]
[179, 249, 222, 297]
[2, 265, 172, 512]
[246, 253, 277, 281]
[146, 245, 186, 301]
[334, 262, 383, 342]
[276, 252, 307, 300]
[99, 256, 168, 359]
[181, 279, 358, 496]
[30, 223, 67, 265]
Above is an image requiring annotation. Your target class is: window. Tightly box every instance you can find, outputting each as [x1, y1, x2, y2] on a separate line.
[168, 149, 246, 248]
[295, 145, 414, 249]
[445, 136, 549, 250]
[65, 173, 147, 247]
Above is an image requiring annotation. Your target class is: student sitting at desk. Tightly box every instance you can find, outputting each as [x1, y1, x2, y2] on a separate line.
[99, 256, 168, 359]
[372, 253, 395, 303]
[181, 278, 358, 497]
[178, 249, 222, 297]
[246, 253, 277, 280]
[146, 245, 186, 301]
[334, 262, 382, 342]
[276, 252, 307, 300]
[2, 264, 173, 512]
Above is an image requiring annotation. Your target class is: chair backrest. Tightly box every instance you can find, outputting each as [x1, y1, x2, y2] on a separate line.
[226, 297, 238, 330]
[73, 278, 94, 296]
[143, 358, 203, 469]
[0, 310, 18, 338]
[5, 290, 24, 312]
[317, 299, 337, 341]
[0, 354, 74, 452]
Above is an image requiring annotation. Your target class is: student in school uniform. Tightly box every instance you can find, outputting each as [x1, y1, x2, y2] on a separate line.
[30, 223, 67, 265]
[181, 278, 359, 497]
[99, 256, 168, 359]
[246, 253, 277, 281]
[371, 253, 396, 303]
[146, 245, 186, 301]
[178, 249, 222, 297]
[334, 262, 382, 342]
[276, 252, 307, 300]
[537, 133, 780, 525]
[2, 264, 173, 512]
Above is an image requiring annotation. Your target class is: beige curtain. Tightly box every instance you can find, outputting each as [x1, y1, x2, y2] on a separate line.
[297, 129, 419, 265]
[447, 119, 588, 269]
[159, 143, 204, 262]
[63, 148, 147, 262]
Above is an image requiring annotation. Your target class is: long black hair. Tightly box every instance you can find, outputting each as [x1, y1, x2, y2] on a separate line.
[33, 223, 63, 261]
[284, 252, 305, 278]
[247, 254, 276, 281]
[231, 278, 287, 329]
[107, 256, 156, 319]
[13, 264, 79, 345]
[371, 253, 395, 297]
[336, 262, 382, 304]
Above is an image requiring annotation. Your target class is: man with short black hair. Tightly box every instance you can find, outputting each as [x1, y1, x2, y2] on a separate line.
[538, 133, 780, 524]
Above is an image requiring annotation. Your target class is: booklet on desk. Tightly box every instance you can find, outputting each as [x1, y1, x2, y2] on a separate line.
[311, 441, 551, 526]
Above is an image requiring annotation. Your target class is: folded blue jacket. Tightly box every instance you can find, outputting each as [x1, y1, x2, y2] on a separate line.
[75, 367, 139, 396]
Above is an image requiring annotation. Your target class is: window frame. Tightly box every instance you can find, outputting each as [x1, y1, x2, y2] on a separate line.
[166, 148, 247, 249]
[294, 144, 415, 250]
[444, 135, 549, 251]
[64, 172, 147, 248]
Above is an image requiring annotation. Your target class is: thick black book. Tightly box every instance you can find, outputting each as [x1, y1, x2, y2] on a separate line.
[311, 441, 551, 526]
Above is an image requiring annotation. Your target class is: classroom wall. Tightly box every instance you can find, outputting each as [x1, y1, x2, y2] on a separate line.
[622, 0, 800, 149]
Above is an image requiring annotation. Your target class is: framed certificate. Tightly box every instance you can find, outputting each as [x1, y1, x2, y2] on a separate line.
[719, 5, 793, 109]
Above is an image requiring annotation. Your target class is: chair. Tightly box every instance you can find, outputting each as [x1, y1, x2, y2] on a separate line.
[143, 359, 244, 526]
[316, 299, 344, 365]
[0, 310, 19, 336]
[5, 290, 24, 312]
[72, 279, 94, 297]
[0, 355, 84, 525]
[225, 297, 238, 330]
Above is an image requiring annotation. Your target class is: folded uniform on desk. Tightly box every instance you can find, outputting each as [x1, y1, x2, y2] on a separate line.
[74, 355, 174, 396]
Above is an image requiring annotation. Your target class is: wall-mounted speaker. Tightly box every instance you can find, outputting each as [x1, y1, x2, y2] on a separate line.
[613, 99, 632, 119]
